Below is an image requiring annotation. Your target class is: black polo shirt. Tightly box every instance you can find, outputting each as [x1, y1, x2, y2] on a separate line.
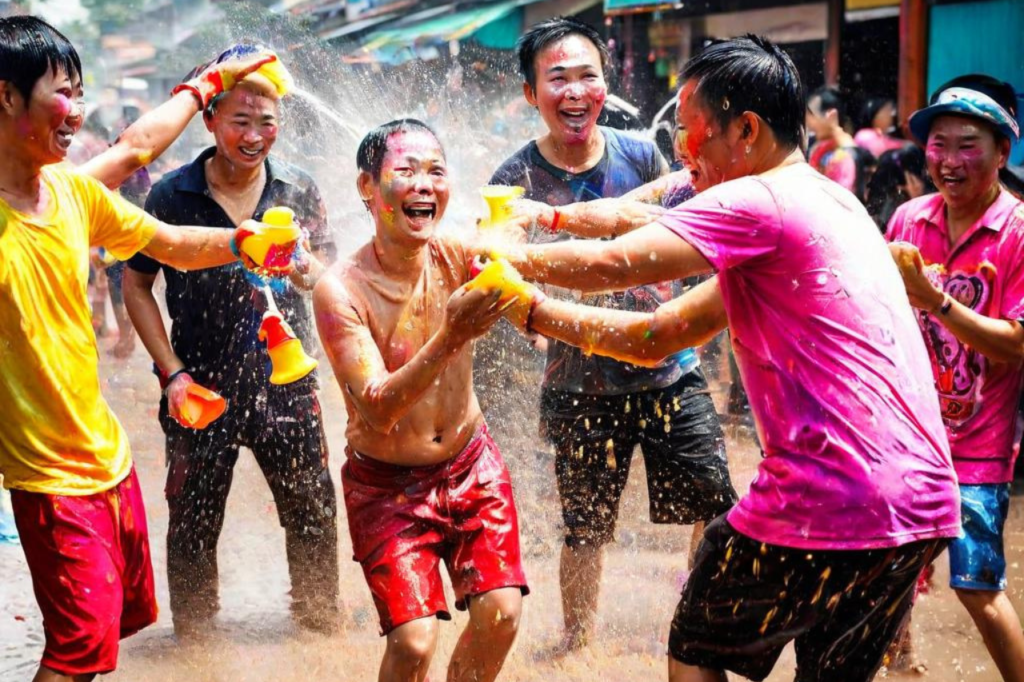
[128, 147, 333, 392]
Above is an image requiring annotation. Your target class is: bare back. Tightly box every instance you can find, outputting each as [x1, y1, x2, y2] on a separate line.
[315, 236, 483, 466]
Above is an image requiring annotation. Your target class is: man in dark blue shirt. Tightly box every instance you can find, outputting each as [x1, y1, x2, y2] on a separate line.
[124, 76, 339, 638]
[483, 18, 737, 653]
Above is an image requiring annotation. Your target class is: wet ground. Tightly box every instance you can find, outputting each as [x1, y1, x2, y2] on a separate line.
[2, 338, 1021, 681]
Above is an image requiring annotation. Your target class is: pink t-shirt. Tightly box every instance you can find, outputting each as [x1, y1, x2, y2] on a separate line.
[854, 128, 906, 158]
[657, 163, 960, 550]
[886, 190, 1024, 484]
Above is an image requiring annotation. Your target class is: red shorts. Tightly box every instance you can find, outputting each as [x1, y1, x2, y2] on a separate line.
[11, 467, 158, 676]
[342, 424, 528, 634]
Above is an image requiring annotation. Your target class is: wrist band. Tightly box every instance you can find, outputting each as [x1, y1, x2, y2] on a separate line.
[547, 208, 562, 234]
[525, 292, 547, 334]
[171, 82, 204, 109]
[938, 294, 953, 316]
[159, 368, 190, 391]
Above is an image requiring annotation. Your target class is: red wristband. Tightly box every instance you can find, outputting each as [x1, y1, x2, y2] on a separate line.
[546, 208, 562, 234]
[525, 291, 548, 334]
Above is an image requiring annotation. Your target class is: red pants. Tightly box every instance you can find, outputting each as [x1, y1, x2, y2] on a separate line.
[12, 467, 157, 676]
[342, 425, 528, 634]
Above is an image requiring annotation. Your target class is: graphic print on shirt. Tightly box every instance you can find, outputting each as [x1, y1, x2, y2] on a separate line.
[922, 262, 996, 423]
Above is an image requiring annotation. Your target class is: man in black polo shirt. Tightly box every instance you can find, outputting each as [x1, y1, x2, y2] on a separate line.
[124, 74, 339, 638]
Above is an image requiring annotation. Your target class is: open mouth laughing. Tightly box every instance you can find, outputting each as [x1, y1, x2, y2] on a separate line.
[402, 201, 437, 224]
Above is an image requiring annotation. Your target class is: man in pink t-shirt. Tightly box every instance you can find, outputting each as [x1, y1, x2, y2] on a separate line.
[887, 74, 1024, 682]
[493, 36, 959, 682]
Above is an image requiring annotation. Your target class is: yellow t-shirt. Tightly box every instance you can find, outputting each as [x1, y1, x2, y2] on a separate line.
[0, 166, 159, 495]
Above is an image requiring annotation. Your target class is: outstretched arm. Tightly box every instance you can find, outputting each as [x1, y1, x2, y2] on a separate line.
[527, 276, 726, 367]
[314, 274, 505, 434]
[140, 222, 237, 271]
[500, 220, 713, 293]
[78, 52, 277, 190]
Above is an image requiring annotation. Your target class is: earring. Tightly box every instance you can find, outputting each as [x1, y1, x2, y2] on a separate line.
[745, 145, 752, 155]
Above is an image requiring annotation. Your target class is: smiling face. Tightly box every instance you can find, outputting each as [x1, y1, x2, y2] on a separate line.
[674, 80, 752, 192]
[525, 34, 607, 146]
[2, 65, 85, 167]
[205, 86, 279, 171]
[360, 129, 449, 243]
[925, 114, 1007, 210]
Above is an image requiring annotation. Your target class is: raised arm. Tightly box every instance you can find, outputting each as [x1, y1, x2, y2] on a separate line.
[527, 276, 726, 367]
[78, 52, 278, 190]
[78, 92, 201, 189]
[499, 220, 714, 293]
[313, 274, 504, 434]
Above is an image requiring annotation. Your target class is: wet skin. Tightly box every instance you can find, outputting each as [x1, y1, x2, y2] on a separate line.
[925, 114, 1007, 219]
[525, 34, 607, 164]
[205, 86, 279, 173]
[315, 129, 504, 467]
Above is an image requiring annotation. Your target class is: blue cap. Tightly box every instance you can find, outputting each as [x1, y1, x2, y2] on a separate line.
[908, 85, 1020, 145]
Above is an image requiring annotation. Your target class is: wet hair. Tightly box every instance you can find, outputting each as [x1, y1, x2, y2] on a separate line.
[356, 119, 443, 181]
[516, 17, 612, 90]
[808, 86, 848, 127]
[866, 144, 933, 231]
[680, 34, 804, 150]
[0, 15, 82, 102]
[856, 96, 894, 131]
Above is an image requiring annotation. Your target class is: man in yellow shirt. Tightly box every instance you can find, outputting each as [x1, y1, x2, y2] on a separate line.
[0, 16, 294, 682]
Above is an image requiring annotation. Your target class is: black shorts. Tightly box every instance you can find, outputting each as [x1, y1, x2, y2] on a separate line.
[541, 367, 737, 548]
[669, 516, 948, 682]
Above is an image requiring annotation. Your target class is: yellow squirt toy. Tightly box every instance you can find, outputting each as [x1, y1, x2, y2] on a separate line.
[466, 258, 534, 307]
[479, 185, 525, 228]
[236, 206, 303, 276]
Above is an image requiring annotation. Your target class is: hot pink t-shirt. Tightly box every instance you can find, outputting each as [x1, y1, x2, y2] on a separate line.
[886, 190, 1024, 484]
[657, 163, 960, 550]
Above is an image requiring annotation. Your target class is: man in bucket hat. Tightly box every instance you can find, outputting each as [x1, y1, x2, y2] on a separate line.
[887, 74, 1024, 682]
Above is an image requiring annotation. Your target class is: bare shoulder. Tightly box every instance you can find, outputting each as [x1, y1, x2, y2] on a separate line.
[313, 247, 369, 311]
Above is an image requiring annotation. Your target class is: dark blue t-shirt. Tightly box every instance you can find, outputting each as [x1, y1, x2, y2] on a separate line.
[127, 147, 332, 393]
[490, 127, 687, 396]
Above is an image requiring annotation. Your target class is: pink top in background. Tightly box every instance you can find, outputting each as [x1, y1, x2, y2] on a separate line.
[657, 163, 960, 550]
[887, 190, 1024, 484]
[854, 128, 906, 158]
[808, 139, 858, 194]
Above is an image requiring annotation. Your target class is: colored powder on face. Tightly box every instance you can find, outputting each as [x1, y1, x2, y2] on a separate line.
[51, 94, 72, 127]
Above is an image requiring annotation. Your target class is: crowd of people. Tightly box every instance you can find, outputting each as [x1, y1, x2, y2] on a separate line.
[1, 11, 1023, 682]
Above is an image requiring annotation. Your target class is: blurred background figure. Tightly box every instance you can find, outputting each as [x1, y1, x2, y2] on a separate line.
[854, 96, 905, 157]
[806, 86, 876, 203]
[865, 143, 934, 231]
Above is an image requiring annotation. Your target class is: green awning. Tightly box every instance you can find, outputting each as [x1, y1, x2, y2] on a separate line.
[359, 0, 527, 57]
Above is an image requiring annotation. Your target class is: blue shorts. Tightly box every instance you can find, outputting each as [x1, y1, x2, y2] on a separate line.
[949, 483, 1011, 591]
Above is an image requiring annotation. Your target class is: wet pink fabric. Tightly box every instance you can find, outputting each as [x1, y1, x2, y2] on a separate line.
[887, 190, 1024, 484]
[657, 163, 960, 550]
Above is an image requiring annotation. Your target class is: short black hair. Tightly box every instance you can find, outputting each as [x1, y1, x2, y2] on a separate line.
[808, 86, 848, 126]
[516, 17, 611, 90]
[681, 34, 804, 150]
[0, 15, 82, 102]
[855, 96, 894, 131]
[356, 119, 442, 181]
